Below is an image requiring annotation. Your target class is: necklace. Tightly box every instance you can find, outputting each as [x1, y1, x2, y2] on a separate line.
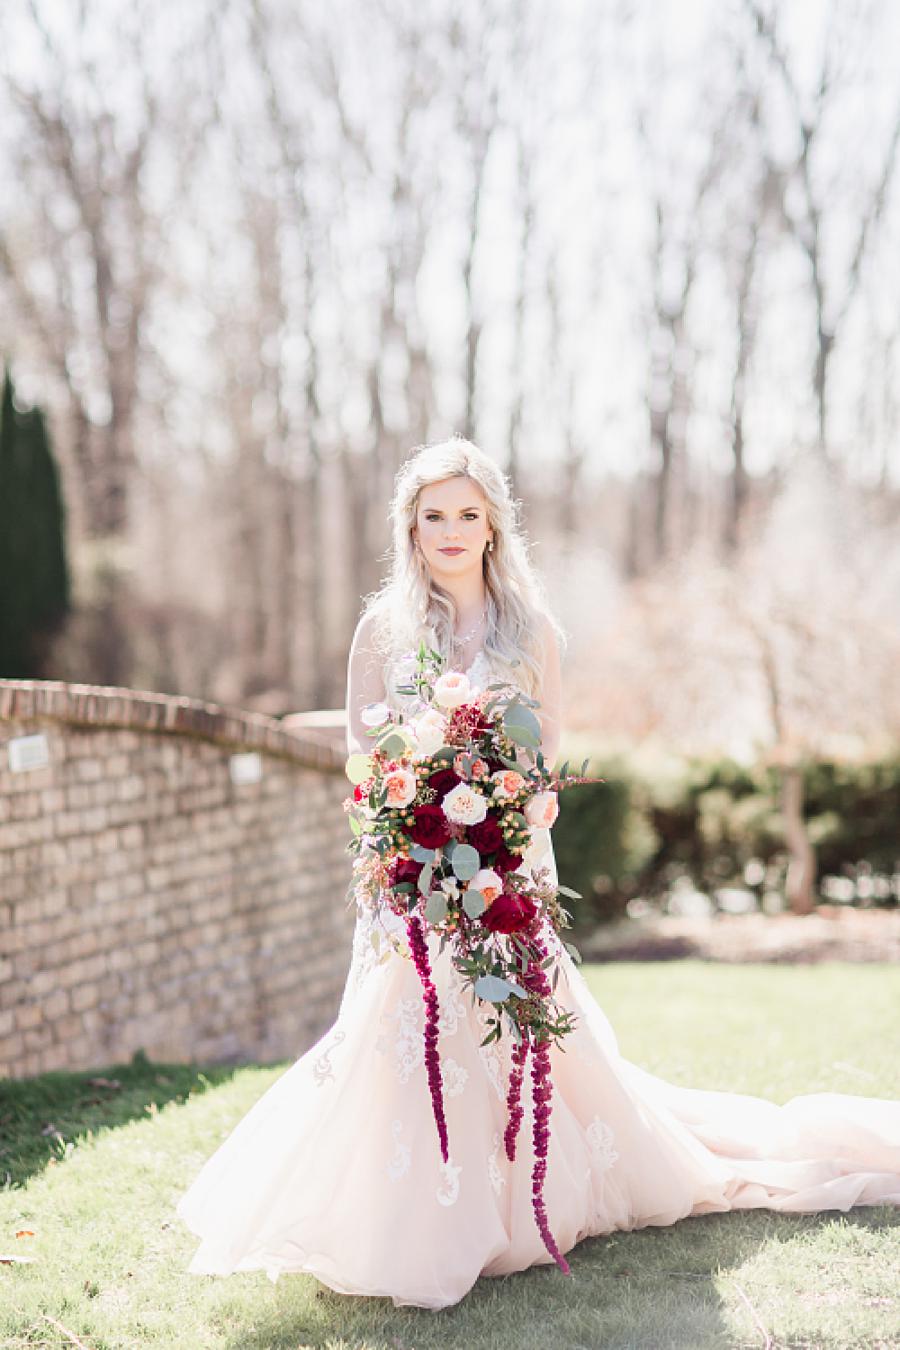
[454, 605, 488, 647]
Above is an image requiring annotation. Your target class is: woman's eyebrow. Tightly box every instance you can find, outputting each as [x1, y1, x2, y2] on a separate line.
[422, 506, 482, 513]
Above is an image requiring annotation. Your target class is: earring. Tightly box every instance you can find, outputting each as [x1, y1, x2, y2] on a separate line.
[487, 539, 494, 552]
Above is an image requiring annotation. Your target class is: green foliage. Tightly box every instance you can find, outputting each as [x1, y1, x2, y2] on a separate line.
[554, 769, 656, 923]
[0, 360, 70, 676]
[554, 743, 900, 927]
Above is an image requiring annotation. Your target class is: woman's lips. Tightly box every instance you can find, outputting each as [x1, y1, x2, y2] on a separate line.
[439, 547, 465, 554]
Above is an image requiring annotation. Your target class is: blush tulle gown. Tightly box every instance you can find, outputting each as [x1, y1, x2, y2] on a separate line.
[176, 649, 900, 1310]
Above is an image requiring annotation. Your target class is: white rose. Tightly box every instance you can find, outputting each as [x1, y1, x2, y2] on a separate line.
[410, 709, 448, 759]
[433, 669, 473, 709]
[442, 781, 489, 826]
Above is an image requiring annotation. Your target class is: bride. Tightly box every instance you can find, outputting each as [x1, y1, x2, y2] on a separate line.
[176, 435, 900, 1310]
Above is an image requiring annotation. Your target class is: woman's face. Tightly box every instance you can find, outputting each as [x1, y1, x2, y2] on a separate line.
[412, 476, 494, 580]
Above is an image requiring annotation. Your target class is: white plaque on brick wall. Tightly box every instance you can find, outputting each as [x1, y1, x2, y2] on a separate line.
[8, 733, 51, 772]
[229, 751, 263, 785]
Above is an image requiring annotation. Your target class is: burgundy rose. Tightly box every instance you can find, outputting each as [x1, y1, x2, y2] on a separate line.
[482, 892, 538, 935]
[428, 767, 462, 800]
[492, 844, 524, 874]
[388, 857, 423, 887]
[468, 812, 504, 854]
[407, 804, 452, 849]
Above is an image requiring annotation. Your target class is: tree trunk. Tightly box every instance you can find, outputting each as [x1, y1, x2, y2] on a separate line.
[780, 765, 816, 915]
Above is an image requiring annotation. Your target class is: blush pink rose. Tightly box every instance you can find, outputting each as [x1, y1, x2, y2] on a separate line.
[524, 789, 559, 829]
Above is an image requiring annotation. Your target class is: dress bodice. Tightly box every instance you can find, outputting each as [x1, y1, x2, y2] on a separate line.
[383, 647, 496, 717]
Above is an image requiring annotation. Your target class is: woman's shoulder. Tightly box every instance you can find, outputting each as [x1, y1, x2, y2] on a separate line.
[350, 608, 379, 648]
[350, 600, 395, 657]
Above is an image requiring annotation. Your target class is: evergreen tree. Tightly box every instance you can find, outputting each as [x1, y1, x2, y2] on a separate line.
[0, 360, 71, 677]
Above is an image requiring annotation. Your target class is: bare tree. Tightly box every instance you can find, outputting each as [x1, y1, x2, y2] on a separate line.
[744, 0, 900, 455]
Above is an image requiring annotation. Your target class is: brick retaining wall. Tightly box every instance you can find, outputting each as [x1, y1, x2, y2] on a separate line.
[0, 680, 354, 1080]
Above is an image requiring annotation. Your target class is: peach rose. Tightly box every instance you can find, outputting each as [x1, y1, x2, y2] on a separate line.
[524, 789, 559, 828]
[471, 867, 504, 908]
[490, 768, 527, 799]
[383, 767, 417, 810]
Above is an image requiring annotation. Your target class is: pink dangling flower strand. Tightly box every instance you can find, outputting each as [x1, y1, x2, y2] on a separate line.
[523, 932, 571, 1275]
[504, 1034, 530, 1160]
[406, 912, 449, 1163]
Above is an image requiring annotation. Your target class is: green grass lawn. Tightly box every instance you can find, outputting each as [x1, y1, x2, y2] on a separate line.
[1, 961, 899, 1350]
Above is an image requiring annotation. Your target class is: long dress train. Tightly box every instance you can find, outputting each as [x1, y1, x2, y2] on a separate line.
[176, 649, 900, 1311]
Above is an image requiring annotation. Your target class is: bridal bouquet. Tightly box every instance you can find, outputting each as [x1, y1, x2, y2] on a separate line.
[343, 640, 600, 1273]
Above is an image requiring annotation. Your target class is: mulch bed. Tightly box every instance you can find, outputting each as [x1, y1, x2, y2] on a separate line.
[577, 906, 900, 964]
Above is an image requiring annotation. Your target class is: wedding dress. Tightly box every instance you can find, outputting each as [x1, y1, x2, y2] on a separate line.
[176, 647, 900, 1311]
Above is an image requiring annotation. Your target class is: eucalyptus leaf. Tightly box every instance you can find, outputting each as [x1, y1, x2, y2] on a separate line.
[345, 752, 374, 785]
[503, 705, 542, 740]
[348, 814, 362, 836]
[557, 884, 583, 900]
[506, 725, 541, 749]
[378, 730, 412, 757]
[474, 974, 526, 1003]
[409, 844, 435, 863]
[431, 747, 457, 763]
[462, 888, 486, 919]
[418, 862, 434, 895]
[450, 843, 480, 880]
[425, 891, 448, 925]
[563, 941, 583, 965]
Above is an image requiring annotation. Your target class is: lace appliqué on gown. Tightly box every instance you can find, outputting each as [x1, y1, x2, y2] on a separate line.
[313, 1029, 347, 1088]
[487, 1131, 507, 1196]
[436, 1158, 462, 1206]
[387, 1119, 412, 1182]
[392, 996, 424, 1084]
[442, 1058, 469, 1098]
[586, 1116, 619, 1171]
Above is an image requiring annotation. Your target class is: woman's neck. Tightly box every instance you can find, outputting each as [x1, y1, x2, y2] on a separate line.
[440, 577, 489, 631]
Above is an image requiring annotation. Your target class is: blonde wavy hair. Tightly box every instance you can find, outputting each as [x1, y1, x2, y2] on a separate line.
[362, 436, 567, 699]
